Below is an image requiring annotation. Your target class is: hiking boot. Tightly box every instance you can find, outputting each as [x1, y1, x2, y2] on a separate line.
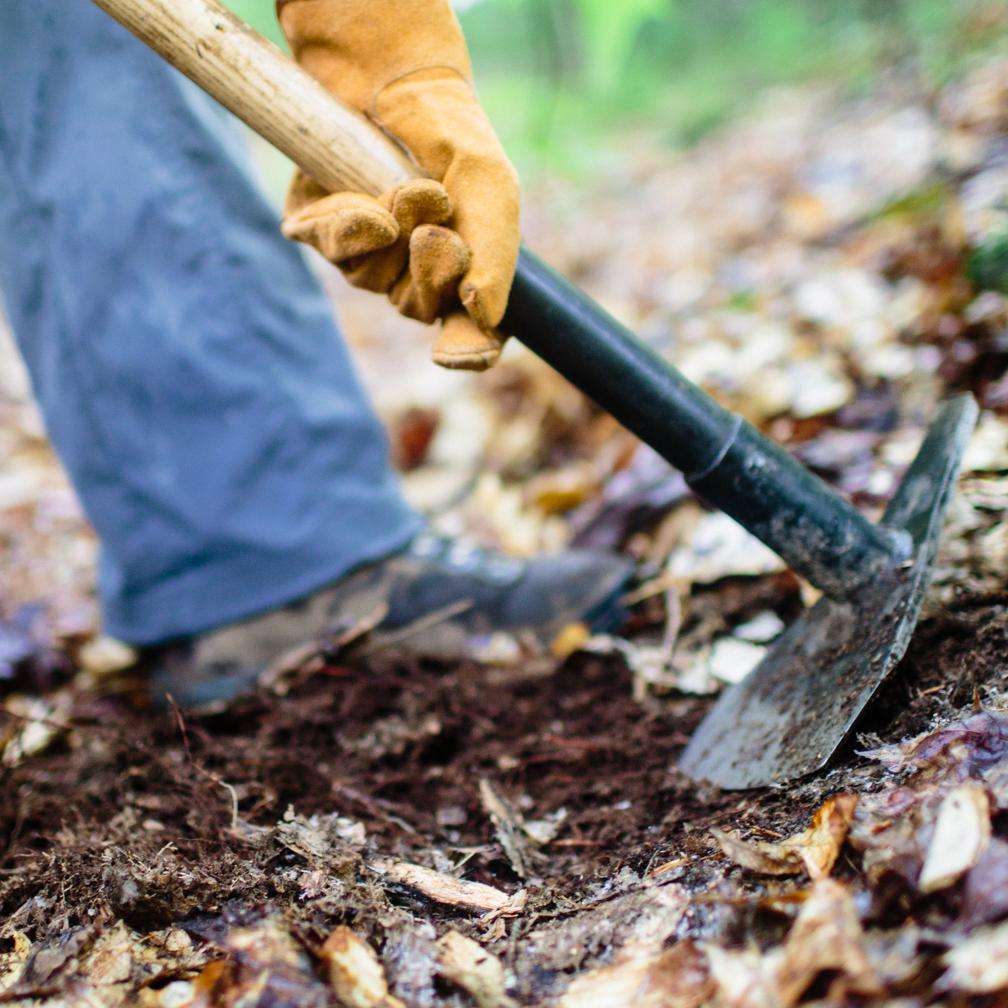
[140, 531, 635, 709]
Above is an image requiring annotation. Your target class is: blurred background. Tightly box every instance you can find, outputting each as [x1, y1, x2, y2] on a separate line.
[229, 0, 1008, 173]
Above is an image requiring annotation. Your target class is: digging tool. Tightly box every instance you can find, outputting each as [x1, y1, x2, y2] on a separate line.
[89, 0, 979, 788]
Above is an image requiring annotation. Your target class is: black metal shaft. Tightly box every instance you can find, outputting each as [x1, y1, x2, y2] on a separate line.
[503, 247, 908, 599]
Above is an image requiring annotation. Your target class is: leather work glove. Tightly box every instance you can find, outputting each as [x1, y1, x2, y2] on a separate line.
[277, 0, 521, 370]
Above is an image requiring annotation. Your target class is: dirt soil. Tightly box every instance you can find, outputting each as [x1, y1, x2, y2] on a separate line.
[1, 593, 1007, 1005]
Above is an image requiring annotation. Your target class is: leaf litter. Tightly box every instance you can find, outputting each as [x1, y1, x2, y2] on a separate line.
[1, 48, 1008, 1008]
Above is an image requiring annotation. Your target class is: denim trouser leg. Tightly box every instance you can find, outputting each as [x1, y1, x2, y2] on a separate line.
[0, 0, 422, 644]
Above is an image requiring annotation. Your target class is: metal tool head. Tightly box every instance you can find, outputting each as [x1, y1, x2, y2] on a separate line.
[679, 394, 979, 790]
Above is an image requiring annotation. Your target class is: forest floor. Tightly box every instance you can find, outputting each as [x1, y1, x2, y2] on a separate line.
[2, 57, 1008, 1007]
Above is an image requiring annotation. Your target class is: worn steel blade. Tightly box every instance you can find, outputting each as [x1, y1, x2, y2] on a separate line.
[678, 394, 979, 789]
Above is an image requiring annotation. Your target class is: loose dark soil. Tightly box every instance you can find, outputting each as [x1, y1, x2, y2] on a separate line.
[2, 592, 1006, 981]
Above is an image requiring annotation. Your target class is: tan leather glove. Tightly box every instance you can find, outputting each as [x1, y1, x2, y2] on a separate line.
[277, 0, 520, 370]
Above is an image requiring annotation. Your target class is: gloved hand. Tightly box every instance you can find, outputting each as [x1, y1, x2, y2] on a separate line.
[277, 0, 521, 370]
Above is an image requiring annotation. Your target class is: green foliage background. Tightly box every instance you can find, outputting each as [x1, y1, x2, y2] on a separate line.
[225, 0, 1008, 174]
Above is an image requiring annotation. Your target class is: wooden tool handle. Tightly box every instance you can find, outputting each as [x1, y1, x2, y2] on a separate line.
[90, 0, 417, 196]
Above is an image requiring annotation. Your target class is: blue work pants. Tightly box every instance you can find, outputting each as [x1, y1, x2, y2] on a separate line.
[0, 0, 421, 643]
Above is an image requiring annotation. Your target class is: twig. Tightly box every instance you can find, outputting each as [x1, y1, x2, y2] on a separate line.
[661, 584, 684, 655]
[331, 782, 420, 835]
[0, 986, 63, 1003]
[168, 694, 239, 832]
[360, 599, 473, 654]
[0, 707, 77, 735]
[622, 571, 688, 606]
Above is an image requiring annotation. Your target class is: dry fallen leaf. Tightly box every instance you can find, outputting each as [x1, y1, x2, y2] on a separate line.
[527, 461, 600, 514]
[918, 780, 991, 892]
[774, 879, 882, 1003]
[558, 940, 713, 1008]
[712, 793, 858, 878]
[962, 837, 1008, 926]
[216, 915, 330, 1008]
[0, 931, 32, 992]
[550, 621, 591, 659]
[703, 879, 882, 1008]
[860, 708, 1008, 778]
[703, 944, 782, 1008]
[77, 635, 136, 676]
[666, 511, 785, 586]
[705, 636, 767, 686]
[938, 919, 1008, 994]
[852, 709, 1008, 888]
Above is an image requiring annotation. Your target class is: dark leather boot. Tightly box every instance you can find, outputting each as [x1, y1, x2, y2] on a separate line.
[140, 532, 634, 708]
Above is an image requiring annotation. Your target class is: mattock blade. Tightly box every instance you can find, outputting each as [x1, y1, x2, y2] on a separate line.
[679, 395, 979, 790]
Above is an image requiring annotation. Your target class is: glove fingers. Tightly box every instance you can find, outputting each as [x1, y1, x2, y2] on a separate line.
[374, 77, 521, 334]
[432, 312, 505, 372]
[343, 178, 455, 295]
[392, 224, 470, 324]
[388, 178, 454, 232]
[282, 190, 399, 263]
[447, 160, 521, 331]
[341, 243, 408, 295]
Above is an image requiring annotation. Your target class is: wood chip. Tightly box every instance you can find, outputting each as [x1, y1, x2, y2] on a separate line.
[321, 927, 405, 1008]
[479, 779, 531, 878]
[369, 859, 526, 916]
[77, 635, 137, 675]
[436, 930, 512, 1008]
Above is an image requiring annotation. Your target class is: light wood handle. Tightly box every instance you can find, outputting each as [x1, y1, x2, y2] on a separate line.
[89, 0, 418, 196]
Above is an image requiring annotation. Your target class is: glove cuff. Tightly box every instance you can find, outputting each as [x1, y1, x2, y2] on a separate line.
[277, 0, 474, 113]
